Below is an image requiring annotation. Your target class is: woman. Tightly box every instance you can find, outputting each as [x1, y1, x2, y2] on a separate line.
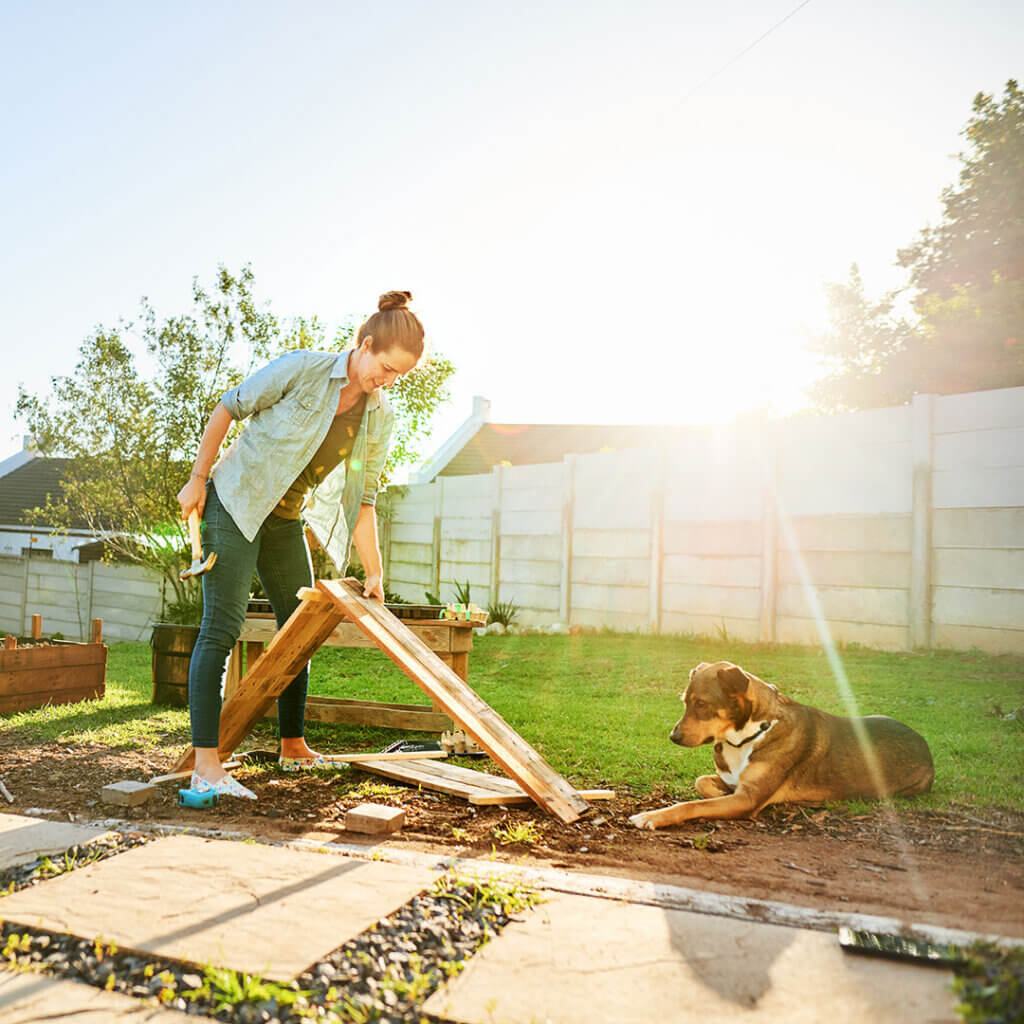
[176, 291, 424, 798]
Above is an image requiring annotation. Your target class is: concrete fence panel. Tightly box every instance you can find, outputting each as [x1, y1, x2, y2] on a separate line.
[380, 386, 1024, 654]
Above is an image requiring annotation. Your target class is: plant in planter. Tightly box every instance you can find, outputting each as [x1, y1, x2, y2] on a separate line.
[17, 265, 454, 705]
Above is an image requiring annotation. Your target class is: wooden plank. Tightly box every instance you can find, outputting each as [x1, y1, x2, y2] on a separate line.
[470, 789, 616, 806]
[0, 687, 104, 714]
[264, 696, 452, 732]
[223, 642, 243, 703]
[239, 615, 468, 653]
[169, 597, 345, 773]
[0, 663, 106, 697]
[0, 645, 106, 672]
[318, 578, 589, 823]
[320, 750, 449, 764]
[356, 759, 487, 800]
[396, 757, 524, 794]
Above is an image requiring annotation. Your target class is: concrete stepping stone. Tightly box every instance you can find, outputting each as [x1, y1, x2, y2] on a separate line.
[0, 834, 434, 980]
[0, 968, 188, 1021]
[422, 892, 958, 1024]
[0, 812, 111, 871]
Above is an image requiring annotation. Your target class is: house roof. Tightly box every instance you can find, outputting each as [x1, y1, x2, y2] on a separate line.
[438, 422, 689, 477]
[0, 457, 89, 530]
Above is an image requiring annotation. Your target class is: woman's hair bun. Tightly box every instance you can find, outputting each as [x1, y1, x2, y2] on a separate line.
[378, 290, 413, 312]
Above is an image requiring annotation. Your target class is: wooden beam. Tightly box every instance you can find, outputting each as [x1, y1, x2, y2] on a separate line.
[318, 578, 589, 823]
[320, 750, 448, 763]
[30, 615, 41, 640]
[264, 695, 451, 732]
[469, 789, 615, 806]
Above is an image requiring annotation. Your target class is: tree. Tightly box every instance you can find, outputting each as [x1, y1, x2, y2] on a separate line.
[810, 80, 1024, 410]
[16, 267, 454, 620]
[805, 265, 918, 412]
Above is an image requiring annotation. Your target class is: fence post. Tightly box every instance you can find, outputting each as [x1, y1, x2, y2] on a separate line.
[558, 455, 576, 626]
[19, 551, 30, 635]
[909, 394, 934, 649]
[489, 464, 504, 607]
[759, 421, 779, 643]
[431, 478, 444, 601]
[87, 558, 96, 640]
[648, 449, 665, 634]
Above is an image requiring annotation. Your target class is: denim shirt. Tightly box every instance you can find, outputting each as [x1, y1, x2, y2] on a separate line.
[212, 349, 394, 571]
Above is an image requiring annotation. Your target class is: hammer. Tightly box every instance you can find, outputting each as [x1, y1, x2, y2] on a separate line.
[180, 508, 217, 580]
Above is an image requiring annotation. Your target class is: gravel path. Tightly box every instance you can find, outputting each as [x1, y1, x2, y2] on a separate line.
[0, 830, 538, 1023]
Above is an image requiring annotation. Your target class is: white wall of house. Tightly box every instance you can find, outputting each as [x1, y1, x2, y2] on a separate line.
[0, 527, 99, 562]
[385, 386, 1024, 655]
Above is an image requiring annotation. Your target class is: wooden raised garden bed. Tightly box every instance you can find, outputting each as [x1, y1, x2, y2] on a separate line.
[0, 615, 107, 714]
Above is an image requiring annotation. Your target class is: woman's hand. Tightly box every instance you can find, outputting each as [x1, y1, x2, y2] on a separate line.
[362, 573, 385, 602]
[177, 474, 208, 520]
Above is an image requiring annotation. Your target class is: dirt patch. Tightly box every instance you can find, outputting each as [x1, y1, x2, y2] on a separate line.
[2, 737, 1022, 940]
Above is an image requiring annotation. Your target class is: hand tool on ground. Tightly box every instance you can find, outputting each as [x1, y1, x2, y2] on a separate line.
[180, 508, 217, 580]
[178, 788, 219, 808]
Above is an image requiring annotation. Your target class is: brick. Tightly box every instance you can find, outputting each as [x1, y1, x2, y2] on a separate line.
[100, 780, 155, 807]
[344, 803, 405, 834]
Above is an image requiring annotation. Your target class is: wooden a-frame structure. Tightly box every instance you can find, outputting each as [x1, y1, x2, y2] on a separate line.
[170, 579, 590, 824]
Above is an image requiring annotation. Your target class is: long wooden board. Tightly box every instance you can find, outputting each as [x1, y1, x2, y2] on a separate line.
[318, 578, 589, 823]
[356, 758, 613, 807]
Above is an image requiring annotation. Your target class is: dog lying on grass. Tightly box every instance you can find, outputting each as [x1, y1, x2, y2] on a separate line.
[629, 660, 934, 830]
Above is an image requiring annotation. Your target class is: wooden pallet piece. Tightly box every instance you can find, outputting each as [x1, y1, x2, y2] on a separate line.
[469, 789, 616, 806]
[398, 757, 524, 794]
[356, 758, 613, 807]
[316, 578, 589, 824]
[170, 595, 345, 773]
[263, 695, 451, 732]
[357, 759, 489, 801]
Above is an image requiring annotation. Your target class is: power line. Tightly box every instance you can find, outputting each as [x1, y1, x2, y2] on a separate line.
[680, 0, 816, 102]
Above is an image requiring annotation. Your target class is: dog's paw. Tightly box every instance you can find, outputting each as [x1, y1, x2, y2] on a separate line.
[628, 812, 657, 831]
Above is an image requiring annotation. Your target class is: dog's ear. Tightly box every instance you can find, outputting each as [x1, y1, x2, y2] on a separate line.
[717, 665, 748, 695]
[718, 665, 751, 728]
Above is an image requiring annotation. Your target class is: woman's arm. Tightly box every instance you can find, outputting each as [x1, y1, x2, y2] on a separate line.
[176, 402, 234, 519]
[351, 503, 385, 600]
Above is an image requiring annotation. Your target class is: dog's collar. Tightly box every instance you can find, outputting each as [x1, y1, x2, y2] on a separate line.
[725, 720, 772, 749]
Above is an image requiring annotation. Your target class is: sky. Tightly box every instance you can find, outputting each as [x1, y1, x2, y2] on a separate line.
[1, 0, 1021, 472]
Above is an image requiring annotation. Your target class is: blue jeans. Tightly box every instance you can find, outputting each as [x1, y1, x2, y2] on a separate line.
[188, 482, 313, 748]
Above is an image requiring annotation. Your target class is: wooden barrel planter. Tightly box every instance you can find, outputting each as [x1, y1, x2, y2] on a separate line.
[150, 623, 199, 707]
[0, 617, 106, 714]
[150, 600, 270, 706]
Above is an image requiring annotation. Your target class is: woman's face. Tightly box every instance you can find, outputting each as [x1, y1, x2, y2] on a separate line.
[355, 337, 419, 393]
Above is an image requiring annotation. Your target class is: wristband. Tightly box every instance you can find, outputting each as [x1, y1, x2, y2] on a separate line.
[190, 471, 208, 481]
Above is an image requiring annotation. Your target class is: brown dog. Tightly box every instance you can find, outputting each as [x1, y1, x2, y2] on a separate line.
[629, 660, 934, 830]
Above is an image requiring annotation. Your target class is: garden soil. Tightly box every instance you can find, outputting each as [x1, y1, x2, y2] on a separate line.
[2, 737, 1022, 941]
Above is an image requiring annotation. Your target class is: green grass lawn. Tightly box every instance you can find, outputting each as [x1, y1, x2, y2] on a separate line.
[2, 634, 1022, 811]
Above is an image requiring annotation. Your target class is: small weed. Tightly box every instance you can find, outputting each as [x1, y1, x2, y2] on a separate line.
[491, 820, 541, 846]
[449, 824, 470, 842]
[184, 965, 311, 1013]
[691, 830, 715, 851]
[453, 579, 473, 605]
[436, 871, 543, 917]
[346, 780, 406, 800]
[953, 941, 1024, 1023]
